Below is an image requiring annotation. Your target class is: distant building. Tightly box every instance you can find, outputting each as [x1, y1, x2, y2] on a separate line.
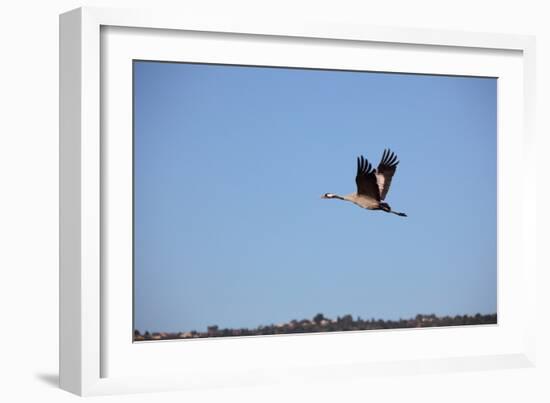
[179, 332, 193, 338]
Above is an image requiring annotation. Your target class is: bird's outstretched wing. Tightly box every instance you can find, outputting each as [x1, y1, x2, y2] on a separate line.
[355, 155, 381, 201]
[375, 149, 399, 200]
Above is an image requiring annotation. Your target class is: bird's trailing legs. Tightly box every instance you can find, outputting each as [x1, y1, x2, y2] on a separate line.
[389, 210, 407, 217]
[380, 202, 407, 217]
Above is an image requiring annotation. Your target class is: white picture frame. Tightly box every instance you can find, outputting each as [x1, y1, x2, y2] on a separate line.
[59, 6, 537, 396]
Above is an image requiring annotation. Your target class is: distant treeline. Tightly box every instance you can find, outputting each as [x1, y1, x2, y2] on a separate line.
[134, 312, 497, 341]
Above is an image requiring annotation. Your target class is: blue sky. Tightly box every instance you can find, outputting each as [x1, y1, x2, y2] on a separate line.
[133, 61, 496, 333]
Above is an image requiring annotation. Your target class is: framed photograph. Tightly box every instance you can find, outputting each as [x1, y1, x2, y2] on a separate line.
[60, 7, 537, 396]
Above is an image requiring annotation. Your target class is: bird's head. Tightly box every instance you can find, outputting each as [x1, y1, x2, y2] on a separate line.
[321, 193, 337, 199]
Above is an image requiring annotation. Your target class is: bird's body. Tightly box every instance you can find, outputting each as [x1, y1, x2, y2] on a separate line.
[322, 149, 407, 217]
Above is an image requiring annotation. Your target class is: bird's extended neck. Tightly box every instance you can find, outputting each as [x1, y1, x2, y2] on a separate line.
[323, 193, 346, 201]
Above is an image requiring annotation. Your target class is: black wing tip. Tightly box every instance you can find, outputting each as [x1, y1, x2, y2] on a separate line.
[356, 154, 374, 175]
[380, 148, 399, 168]
[357, 152, 401, 174]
